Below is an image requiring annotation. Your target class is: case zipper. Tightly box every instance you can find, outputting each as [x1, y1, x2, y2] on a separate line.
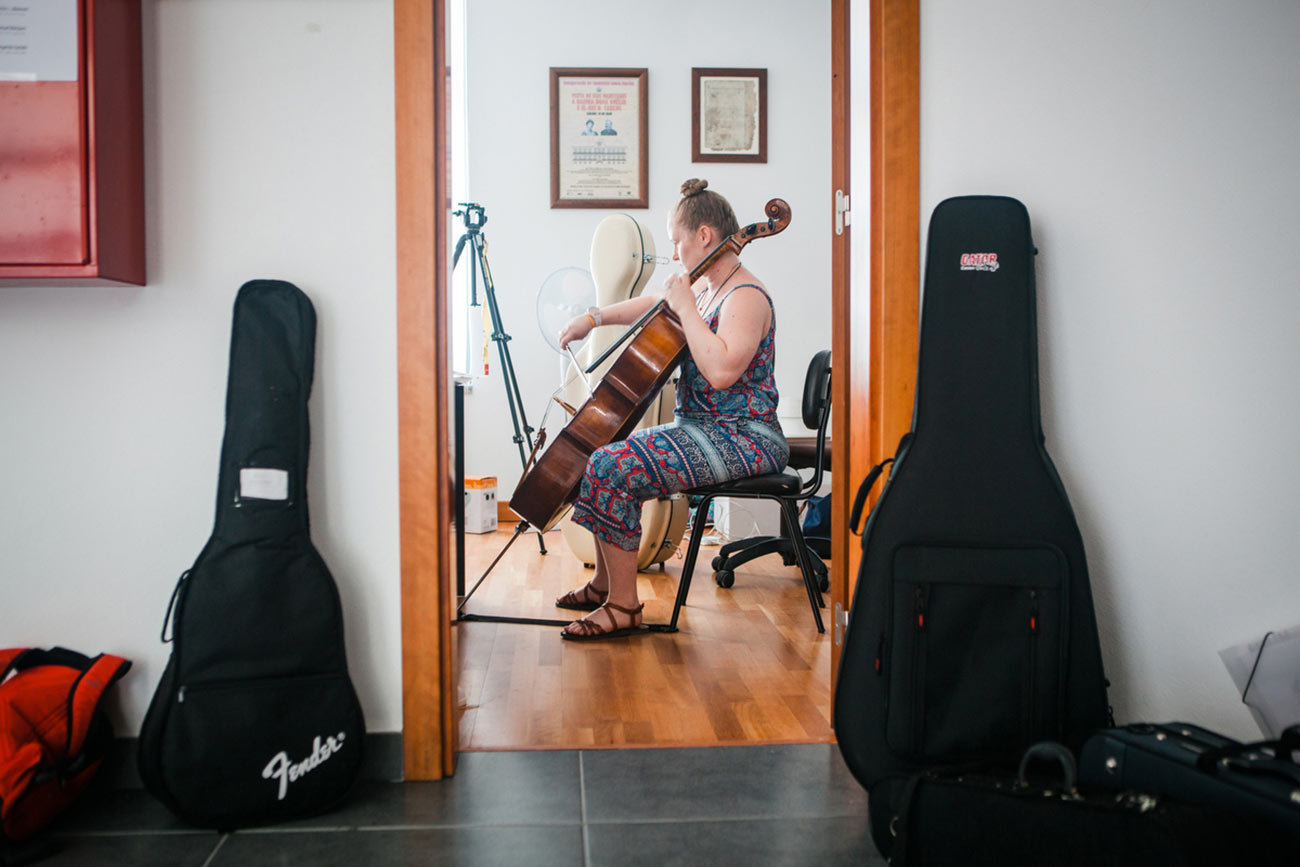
[1026, 589, 1039, 738]
[177, 672, 342, 705]
[911, 583, 930, 751]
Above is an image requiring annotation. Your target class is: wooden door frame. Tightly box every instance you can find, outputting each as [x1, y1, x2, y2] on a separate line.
[829, 0, 921, 675]
[395, 0, 454, 780]
[394, 0, 920, 778]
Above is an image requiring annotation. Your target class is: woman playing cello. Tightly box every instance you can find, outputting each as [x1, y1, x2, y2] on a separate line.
[554, 179, 789, 640]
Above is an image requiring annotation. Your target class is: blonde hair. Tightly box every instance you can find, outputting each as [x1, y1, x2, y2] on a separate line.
[673, 178, 739, 240]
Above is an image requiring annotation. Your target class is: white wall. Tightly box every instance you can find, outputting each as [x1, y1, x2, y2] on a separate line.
[0, 1, 401, 733]
[6, 0, 1291, 750]
[461, 0, 833, 494]
[921, 0, 1300, 739]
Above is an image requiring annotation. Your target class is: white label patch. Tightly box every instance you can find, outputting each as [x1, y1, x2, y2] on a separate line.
[239, 468, 289, 501]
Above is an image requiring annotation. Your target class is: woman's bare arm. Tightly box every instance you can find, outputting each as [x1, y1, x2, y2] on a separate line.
[558, 294, 659, 349]
[665, 279, 769, 390]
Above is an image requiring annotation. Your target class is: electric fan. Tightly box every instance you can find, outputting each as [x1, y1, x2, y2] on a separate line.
[535, 266, 597, 354]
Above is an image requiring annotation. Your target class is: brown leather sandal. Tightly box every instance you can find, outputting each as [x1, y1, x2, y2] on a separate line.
[555, 580, 609, 611]
[560, 601, 646, 641]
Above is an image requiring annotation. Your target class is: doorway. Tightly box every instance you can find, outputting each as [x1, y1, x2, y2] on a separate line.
[393, 0, 920, 778]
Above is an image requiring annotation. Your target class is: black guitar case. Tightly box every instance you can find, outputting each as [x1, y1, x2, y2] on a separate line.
[138, 280, 365, 829]
[833, 197, 1110, 836]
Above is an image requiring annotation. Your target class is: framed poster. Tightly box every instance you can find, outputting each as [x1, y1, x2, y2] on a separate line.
[692, 68, 767, 163]
[550, 68, 648, 208]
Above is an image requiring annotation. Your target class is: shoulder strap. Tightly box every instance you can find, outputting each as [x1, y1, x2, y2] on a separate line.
[0, 648, 29, 681]
[849, 433, 913, 534]
[709, 282, 771, 319]
[2, 647, 90, 681]
[64, 654, 132, 759]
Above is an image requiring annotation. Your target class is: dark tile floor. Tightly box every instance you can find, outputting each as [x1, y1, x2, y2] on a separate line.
[32, 744, 884, 866]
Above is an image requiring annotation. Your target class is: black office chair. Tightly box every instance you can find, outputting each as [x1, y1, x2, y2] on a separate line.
[663, 350, 831, 633]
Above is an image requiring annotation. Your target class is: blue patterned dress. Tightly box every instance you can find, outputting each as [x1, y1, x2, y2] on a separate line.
[570, 285, 789, 551]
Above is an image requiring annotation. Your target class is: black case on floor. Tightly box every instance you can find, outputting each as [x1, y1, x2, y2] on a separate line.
[834, 197, 1110, 797]
[1080, 722, 1300, 846]
[137, 280, 365, 830]
[886, 742, 1296, 866]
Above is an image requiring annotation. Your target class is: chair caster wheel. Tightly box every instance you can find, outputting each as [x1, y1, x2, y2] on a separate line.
[711, 555, 726, 571]
[714, 570, 735, 588]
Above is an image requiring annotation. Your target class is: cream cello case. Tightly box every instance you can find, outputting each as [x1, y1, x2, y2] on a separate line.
[559, 214, 690, 570]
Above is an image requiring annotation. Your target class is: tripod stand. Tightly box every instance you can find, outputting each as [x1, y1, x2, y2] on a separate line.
[453, 202, 547, 555]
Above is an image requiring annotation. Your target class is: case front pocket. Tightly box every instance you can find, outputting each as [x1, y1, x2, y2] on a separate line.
[159, 672, 364, 827]
[885, 543, 1066, 763]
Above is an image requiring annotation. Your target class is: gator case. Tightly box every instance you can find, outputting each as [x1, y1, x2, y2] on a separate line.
[834, 197, 1110, 795]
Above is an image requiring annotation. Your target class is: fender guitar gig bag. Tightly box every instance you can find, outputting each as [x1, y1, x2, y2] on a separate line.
[833, 198, 1110, 834]
[138, 280, 365, 829]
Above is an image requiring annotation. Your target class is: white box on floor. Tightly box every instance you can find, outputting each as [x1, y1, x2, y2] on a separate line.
[464, 475, 498, 533]
[712, 497, 781, 542]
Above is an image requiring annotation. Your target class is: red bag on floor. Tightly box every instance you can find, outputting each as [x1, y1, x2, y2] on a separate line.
[0, 648, 131, 841]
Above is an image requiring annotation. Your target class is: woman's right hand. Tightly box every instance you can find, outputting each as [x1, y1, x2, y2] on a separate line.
[558, 313, 594, 350]
[663, 272, 696, 319]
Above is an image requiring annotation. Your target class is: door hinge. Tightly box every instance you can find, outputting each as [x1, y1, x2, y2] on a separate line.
[834, 602, 849, 646]
[834, 190, 851, 235]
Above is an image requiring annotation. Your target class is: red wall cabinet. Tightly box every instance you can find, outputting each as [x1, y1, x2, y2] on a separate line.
[0, 0, 144, 285]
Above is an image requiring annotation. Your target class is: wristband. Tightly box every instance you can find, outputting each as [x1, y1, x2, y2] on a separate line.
[584, 312, 597, 328]
[586, 306, 603, 327]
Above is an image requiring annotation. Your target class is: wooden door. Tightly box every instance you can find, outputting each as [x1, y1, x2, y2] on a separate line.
[829, 0, 920, 680]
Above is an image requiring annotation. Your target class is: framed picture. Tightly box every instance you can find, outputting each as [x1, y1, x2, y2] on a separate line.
[550, 68, 648, 208]
[692, 68, 767, 163]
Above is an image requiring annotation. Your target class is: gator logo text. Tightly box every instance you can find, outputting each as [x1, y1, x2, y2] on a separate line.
[960, 253, 1000, 272]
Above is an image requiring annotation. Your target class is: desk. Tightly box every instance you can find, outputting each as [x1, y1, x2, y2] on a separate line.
[788, 436, 831, 470]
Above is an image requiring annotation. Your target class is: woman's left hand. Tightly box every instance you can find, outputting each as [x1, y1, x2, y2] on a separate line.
[663, 272, 696, 319]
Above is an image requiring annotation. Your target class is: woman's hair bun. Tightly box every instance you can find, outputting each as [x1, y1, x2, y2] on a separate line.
[680, 178, 709, 198]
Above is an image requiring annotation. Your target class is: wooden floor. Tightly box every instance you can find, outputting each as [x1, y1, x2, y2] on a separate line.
[455, 526, 834, 751]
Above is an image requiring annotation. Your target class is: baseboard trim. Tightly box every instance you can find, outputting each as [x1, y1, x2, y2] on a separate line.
[104, 732, 405, 788]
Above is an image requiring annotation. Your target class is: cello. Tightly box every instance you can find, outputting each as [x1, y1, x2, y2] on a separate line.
[510, 197, 792, 532]
[558, 213, 689, 571]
